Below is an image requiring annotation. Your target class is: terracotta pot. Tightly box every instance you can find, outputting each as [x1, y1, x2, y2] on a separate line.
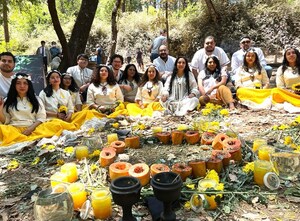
[99, 147, 116, 167]
[185, 131, 200, 145]
[125, 136, 140, 149]
[212, 150, 231, 168]
[171, 130, 184, 145]
[110, 140, 126, 154]
[172, 163, 192, 181]
[206, 157, 223, 174]
[150, 163, 170, 177]
[223, 138, 242, 162]
[188, 160, 206, 178]
[156, 132, 171, 144]
[201, 132, 217, 145]
[212, 133, 229, 150]
[109, 162, 132, 181]
[128, 163, 150, 186]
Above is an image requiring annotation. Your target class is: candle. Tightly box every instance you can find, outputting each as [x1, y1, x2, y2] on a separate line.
[198, 179, 218, 209]
[50, 172, 68, 188]
[258, 145, 274, 161]
[68, 183, 87, 210]
[151, 126, 163, 134]
[91, 188, 112, 219]
[61, 163, 78, 183]
[252, 138, 267, 152]
[254, 160, 273, 186]
[107, 133, 118, 145]
[75, 145, 89, 160]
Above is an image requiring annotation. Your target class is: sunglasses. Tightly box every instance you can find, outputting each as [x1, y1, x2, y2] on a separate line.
[241, 40, 251, 44]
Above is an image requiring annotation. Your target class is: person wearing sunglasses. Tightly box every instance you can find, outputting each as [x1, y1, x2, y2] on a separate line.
[86, 65, 124, 116]
[231, 36, 272, 79]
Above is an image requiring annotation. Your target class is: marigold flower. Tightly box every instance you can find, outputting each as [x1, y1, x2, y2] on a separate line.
[284, 136, 293, 145]
[220, 109, 229, 116]
[90, 163, 99, 173]
[202, 108, 211, 116]
[242, 162, 254, 173]
[278, 124, 290, 130]
[112, 122, 119, 128]
[88, 127, 95, 135]
[186, 184, 196, 190]
[205, 170, 219, 183]
[184, 201, 191, 210]
[57, 159, 65, 166]
[31, 157, 40, 166]
[63, 146, 74, 154]
[46, 144, 56, 150]
[7, 159, 19, 170]
[58, 105, 68, 113]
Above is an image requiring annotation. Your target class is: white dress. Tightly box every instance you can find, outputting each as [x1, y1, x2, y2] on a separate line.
[135, 81, 163, 104]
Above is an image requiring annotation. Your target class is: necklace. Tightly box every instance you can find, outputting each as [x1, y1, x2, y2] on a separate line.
[146, 82, 153, 96]
[100, 82, 108, 95]
[20, 97, 28, 109]
[291, 66, 298, 75]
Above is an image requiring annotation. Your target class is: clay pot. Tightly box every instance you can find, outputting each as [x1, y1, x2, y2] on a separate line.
[188, 160, 206, 178]
[109, 162, 132, 181]
[223, 138, 242, 162]
[212, 150, 231, 168]
[212, 133, 229, 150]
[156, 132, 171, 144]
[150, 164, 170, 177]
[110, 141, 126, 154]
[125, 136, 140, 149]
[99, 147, 116, 167]
[128, 163, 150, 186]
[185, 131, 200, 145]
[171, 130, 184, 145]
[206, 157, 223, 174]
[201, 132, 217, 145]
[172, 163, 192, 181]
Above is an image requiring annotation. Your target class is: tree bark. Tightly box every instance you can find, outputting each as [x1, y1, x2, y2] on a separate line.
[2, 0, 10, 43]
[203, 0, 221, 23]
[122, 0, 125, 12]
[109, 0, 122, 59]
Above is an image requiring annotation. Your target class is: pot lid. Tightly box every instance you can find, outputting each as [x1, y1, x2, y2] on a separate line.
[263, 172, 280, 190]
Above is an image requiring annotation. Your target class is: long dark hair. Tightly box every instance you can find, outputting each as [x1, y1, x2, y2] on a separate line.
[60, 73, 79, 92]
[282, 47, 300, 73]
[243, 49, 262, 75]
[139, 65, 160, 87]
[118, 64, 141, 84]
[168, 56, 191, 95]
[5, 73, 40, 113]
[91, 65, 116, 87]
[203, 55, 222, 81]
[43, 70, 62, 97]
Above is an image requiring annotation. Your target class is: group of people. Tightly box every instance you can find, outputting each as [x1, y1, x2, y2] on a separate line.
[0, 33, 300, 147]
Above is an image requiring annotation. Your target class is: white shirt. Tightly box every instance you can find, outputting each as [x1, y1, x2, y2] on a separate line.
[135, 81, 163, 104]
[153, 56, 176, 73]
[0, 73, 13, 98]
[66, 65, 93, 87]
[198, 69, 228, 95]
[231, 47, 267, 75]
[190, 47, 230, 72]
[276, 66, 300, 89]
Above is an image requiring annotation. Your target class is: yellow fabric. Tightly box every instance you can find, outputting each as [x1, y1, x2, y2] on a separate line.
[237, 88, 272, 104]
[272, 88, 300, 106]
[126, 102, 164, 116]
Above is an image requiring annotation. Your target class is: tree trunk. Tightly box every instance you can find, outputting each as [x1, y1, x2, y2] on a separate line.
[122, 0, 125, 12]
[109, 0, 122, 59]
[165, 0, 169, 49]
[203, 0, 221, 23]
[48, 0, 99, 72]
[2, 0, 10, 43]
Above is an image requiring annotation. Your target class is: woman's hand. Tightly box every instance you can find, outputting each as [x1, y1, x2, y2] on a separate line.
[0, 97, 4, 109]
[121, 85, 132, 92]
[206, 87, 214, 95]
[188, 93, 196, 98]
[64, 112, 72, 122]
[22, 127, 35, 136]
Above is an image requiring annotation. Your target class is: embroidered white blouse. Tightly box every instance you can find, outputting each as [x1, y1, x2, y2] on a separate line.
[135, 81, 163, 104]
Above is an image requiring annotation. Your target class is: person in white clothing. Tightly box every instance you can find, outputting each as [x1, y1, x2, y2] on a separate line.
[0, 52, 16, 98]
[153, 45, 176, 83]
[191, 36, 230, 80]
[231, 36, 272, 79]
[66, 54, 93, 102]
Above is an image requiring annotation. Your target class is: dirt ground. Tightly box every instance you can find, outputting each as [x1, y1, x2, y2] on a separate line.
[1, 70, 300, 221]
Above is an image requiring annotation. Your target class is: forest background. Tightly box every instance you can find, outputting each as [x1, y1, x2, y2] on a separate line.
[0, 0, 300, 72]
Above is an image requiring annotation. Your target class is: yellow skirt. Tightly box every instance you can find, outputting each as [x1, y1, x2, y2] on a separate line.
[272, 88, 300, 107]
[126, 102, 164, 116]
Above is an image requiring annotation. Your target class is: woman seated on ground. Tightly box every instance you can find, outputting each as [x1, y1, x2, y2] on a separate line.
[161, 56, 200, 116]
[0, 73, 46, 146]
[39, 70, 74, 121]
[86, 65, 125, 117]
[126, 65, 164, 116]
[235, 48, 271, 109]
[118, 64, 140, 103]
[60, 73, 82, 112]
[198, 55, 235, 110]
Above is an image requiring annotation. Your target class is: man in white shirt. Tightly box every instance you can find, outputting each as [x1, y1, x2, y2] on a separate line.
[153, 45, 176, 83]
[0, 52, 16, 98]
[231, 36, 273, 79]
[108, 54, 124, 81]
[191, 36, 230, 80]
[66, 54, 93, 102]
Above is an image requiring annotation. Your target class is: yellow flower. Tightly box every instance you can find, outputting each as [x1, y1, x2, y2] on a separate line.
[214, 104, 222, 110]
[205, 170, 219, 183]
[254, 82, 262, 88]
[290, 143, 297, 149]
[243, 162, 254, 173]
[177, 124, 189, 131]
[272, 125, 278, 130]
[284, 136, 293, 145]
[64, 146, 74, 154]
[41, 143, 48, 149]
[294, 116, 300, 123]
[31, 157, 40, 166]
[202, 108, 211, 116]
[58, 105, 68, 113]
[46, 145, 56, 150]
[138, 123, 146, 130]
[186, 184, 196, 190]
[7, 159, 19, 170]
[220, 109, 229, 116]
[294, 146, 300, 153]
[57, 159, 65, 166]
[278, 124, 290, 130]
[89, 150, 101, 158]
[205, 103, 215, 109]
[197, 103, 201, 110]
[184, 201, 191, 210]
[90, 163, 99, 173]
[88, 127, 95, 135]
[112, 122, 119, 128]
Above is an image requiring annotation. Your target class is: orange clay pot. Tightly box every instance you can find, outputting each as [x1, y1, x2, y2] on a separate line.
[212, 133, 229, 150]
[99, 147, 116, 167]
[109, 162, 132, 181]
[212, 150, 231, 168]
[156, 132, 171, 144]
[110, 140, 126, 154]
[171, 130, 184, 145]
[185, 131, 200, 145]
[206, 157, 223, 174]
[201, 132, 217, 145]
[172, 163, 192, 181]
[128, 163, 150, 186]
[188, 160, 206, 178]
[125, 136, 140, 149]
[150, 163, 170, 177]
[223, 138, 242, 162]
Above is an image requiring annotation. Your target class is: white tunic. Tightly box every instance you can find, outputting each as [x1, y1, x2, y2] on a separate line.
[276, 66, 300, 89]
[235, 67, 269, 88]
[0, 74, 13, 98]
[135, 81, 163, 104]
[198, 69, 228, 95]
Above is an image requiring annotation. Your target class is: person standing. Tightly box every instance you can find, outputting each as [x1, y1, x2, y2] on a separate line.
[36, 40, 51, 73]
[49, 41, 61, 60]
[95, 44, 102, 65]
[0, 52, 16, 98]
[149, 29, 167, 62]
[136, 48, 144, 72]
